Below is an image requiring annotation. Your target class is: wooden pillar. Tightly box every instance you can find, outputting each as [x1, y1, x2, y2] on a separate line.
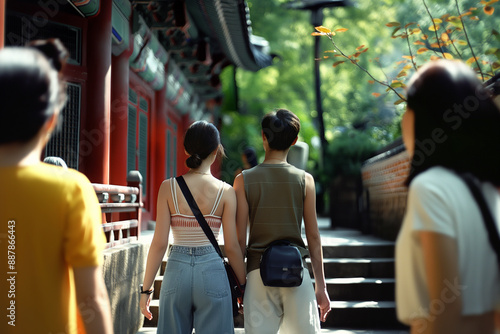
[0, 0, 5, 49]
[110, 45, 132, 187]
[149, 78, 167, 220]
[79, 1, 112, 183]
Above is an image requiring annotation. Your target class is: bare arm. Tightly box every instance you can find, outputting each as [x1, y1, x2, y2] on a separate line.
[73, 266, 113, 334]
[140, 180, 171, 320]
[221, 186, 247, 284]
[303, 172, 331, 322]
[417, 231, 462, 334]
[233, 173, 249, 257]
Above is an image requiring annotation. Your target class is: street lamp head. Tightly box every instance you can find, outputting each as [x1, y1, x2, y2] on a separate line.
[286, 0, 352, 11]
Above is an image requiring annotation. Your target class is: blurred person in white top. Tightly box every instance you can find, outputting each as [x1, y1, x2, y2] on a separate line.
[397, 59, 500, 334]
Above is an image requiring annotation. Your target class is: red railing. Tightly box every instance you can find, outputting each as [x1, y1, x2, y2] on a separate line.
[92, 171, 143, 248]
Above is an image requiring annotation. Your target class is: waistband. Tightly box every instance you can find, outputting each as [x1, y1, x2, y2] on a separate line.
[169, 245, 216, 255]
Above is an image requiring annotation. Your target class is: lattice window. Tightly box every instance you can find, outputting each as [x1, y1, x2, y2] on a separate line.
[5, 12, 82, 65]
[45, 83, 81, 169]
[139, 97, 148, 113]
[127, 105, 137, 173]
[139, 113, 148, 196]
[128, 87, 149, 197]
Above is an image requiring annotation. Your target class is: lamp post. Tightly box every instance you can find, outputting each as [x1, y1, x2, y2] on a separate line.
[287, 0, 351, 164]
[287, 0, 351, 215]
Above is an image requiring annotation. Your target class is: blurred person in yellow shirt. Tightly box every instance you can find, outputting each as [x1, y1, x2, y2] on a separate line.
[0, 39, 112, 334]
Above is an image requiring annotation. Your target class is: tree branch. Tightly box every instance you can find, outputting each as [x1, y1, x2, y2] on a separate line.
[404, 25, 419, 71]
[327, 35, 406, 101]
[423, 0, 446, 55]
[455, 0, 484, 81]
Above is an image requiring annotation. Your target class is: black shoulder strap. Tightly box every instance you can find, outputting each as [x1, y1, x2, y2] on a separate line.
[460, 173, 500, 268]
[175, 176, 224, 259]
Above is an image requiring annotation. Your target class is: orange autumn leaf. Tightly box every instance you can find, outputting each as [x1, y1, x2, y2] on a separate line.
[417, 48, 429, 54]
[335, 28, 348, 33]
[484, 5, 495, 15]
[315, 26, 331, 34]
[466, 56, 479, 65]
[332, 61, 345, 67]
[386, 22, 401, 27]
[372, 92, 381, 97]
[397, 71, 407, 78]
[441, 33, 450, 42]
[356, 45, 366, 50]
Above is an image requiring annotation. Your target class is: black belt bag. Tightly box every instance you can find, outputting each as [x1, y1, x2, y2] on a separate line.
[260, 240, 304, 287]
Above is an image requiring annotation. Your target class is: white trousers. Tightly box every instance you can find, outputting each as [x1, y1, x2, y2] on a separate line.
[243, 268, 321, 334]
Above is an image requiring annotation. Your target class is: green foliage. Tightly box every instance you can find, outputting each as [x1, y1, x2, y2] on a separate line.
[219, 112, 263, 184]
[219, 0, 500, 189]
[318, 0, 500, 104]
[319, 129, 380, 185]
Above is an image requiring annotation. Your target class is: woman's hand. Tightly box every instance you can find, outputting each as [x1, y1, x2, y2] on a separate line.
[140, 293, 153, 320]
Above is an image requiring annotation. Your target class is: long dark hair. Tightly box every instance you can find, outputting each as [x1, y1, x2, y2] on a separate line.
[0, 39, 68, 144]
[406, 59, 500, 185]
[184, 121, 224, 168]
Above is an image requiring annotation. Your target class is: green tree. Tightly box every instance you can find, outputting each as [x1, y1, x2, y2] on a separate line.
[220, 0, 499, 188]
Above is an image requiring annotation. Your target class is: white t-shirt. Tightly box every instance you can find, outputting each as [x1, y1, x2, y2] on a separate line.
[396, 167, 500, 324]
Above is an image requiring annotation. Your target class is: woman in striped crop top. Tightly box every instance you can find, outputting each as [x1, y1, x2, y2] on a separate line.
[140, 121, 246, 334]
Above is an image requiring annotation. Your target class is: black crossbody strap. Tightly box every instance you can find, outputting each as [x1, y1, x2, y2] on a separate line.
[460, 173, 500, 268]
[175, 176, 224, 259]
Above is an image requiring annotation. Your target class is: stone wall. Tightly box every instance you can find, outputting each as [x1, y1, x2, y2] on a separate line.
[102, 231, 153, 334]
[361, 144, 410, 241]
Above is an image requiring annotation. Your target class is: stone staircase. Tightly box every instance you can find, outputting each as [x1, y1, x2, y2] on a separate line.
[138, 219, 409, 333]
[312, 235, 408, 333]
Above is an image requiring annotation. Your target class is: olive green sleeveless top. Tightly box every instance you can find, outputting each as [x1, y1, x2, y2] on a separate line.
[243, 163, 309, 273]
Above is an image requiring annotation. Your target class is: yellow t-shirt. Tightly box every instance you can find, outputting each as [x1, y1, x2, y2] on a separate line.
[0, 162, 105, 334]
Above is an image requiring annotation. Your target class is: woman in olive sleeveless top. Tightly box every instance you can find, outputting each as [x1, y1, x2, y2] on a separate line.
[234, 109, 331, 334]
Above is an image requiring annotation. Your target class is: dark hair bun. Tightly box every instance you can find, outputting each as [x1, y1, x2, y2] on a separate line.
[29, 39, 68, 72]
[186, 154, 202, 169]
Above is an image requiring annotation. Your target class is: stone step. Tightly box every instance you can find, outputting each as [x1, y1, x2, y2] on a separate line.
[323, 301, 406, 329]
[151, 277, 395, 307]
[320, 330, 408, 334]
[308, 258, 395, 278]
[316, 277, 395, 301]
[321, 244, 395, 259]
[137, 327, 408, 333]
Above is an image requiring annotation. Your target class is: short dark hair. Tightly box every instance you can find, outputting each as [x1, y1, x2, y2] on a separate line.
[406, 60, 500, 186]
[261, 109, 300, 151]
[243, 147, 258, 167]
[184, 121, 225, 168]
[0, 39, 68, 144]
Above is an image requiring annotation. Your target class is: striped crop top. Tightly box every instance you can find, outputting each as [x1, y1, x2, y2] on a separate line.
[169, 177, 225, 246]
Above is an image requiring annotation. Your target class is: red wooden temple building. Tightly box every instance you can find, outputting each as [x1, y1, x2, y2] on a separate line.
[0, 0, 273, 227]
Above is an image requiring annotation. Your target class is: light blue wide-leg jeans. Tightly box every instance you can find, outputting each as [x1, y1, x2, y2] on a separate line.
[157, 245, 234, 334]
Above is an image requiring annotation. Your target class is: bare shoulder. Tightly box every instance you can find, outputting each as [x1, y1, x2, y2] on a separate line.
[304, 172, 315, 185]
[222, 181, 236, 197]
